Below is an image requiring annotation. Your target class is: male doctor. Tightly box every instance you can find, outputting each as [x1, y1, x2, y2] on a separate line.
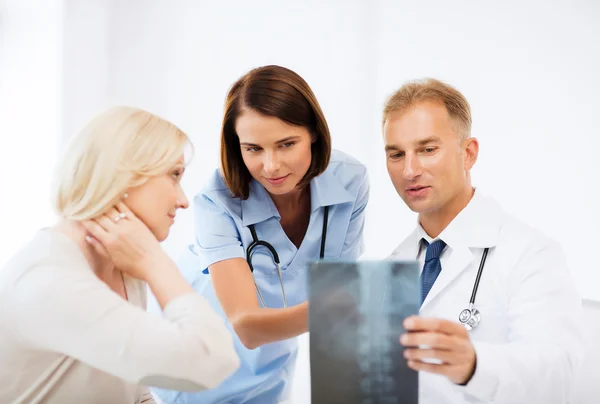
[383, 78, 583, 403]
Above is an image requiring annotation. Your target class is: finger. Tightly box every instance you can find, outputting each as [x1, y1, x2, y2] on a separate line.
[116, 201, 134, 216]
[404, 316, 467, 336]
[105, 207, 125, 223]
[400, 331, 454, 350]
[407, 360, 453, 377]
[403, 348, 458, 364]
[94, 215, 117, 232]
[81, 220, 110, 244]
[84, 235, 110, 258]
[96, 205, 128, 231]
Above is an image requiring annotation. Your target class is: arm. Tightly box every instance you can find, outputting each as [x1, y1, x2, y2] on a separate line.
[144, 254, 202, 310]
[453, 239, 583, 403]
[339, 168, 369, 260]
[209, 170, 368, 348]
[194, 193, 308, 350]
[8, 261, 240, 392]
[81, 205, 197, 311]
[209, 258, 307, 350]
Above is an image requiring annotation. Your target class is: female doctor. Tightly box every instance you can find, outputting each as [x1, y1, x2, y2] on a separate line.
[152, 65, 369, 404]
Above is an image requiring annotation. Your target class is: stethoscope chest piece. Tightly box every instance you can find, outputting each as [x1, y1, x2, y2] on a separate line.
[459, 305, 481, 331]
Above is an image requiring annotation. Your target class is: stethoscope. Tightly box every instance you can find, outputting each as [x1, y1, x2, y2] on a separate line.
[246, 206, 329, 308]
[458, 247, 490, 331]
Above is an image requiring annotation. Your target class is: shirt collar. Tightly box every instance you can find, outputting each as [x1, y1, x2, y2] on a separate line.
[241, 169, 355, 227]
[309, 167, 355, 212]
[416, 223, 433, 244]
[415, 189, 502, 251]
[241, 180, 280, 227]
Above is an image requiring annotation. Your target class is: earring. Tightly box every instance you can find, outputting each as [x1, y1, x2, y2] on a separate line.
[123, 193, 129, 199]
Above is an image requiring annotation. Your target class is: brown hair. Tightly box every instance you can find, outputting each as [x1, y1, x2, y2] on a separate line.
[383, 78, 472, 139]
[220, 65, 331, 199]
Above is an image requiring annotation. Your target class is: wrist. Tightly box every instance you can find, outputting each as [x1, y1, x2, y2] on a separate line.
[458, 353, 477, 386]
[142, 254, 177, 283]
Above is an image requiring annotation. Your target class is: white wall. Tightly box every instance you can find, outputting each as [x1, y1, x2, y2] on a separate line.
[368, 0, 600, 301]
[61, 0, 110, 145]
[97, 0, 380, 268]
[62, 0, 600, 301]
[2, 1, 599, 403]
[0, 0, 63, 267]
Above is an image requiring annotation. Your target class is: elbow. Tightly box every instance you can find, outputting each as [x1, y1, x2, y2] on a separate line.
[234, 327, 261, 350]
[191, 331, 241, 390]
[232, 315, 261, 350]
[204, 350, 241, 389]
[238, 336, 260, 350]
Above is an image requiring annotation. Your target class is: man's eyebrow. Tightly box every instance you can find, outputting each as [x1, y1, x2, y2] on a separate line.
[416, 136, 441, 146]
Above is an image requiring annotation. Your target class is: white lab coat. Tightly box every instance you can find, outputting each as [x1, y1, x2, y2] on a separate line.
[389, 191, 583, 404]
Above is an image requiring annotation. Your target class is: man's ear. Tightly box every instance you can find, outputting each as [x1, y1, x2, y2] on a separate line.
[463, 137, 479, 171]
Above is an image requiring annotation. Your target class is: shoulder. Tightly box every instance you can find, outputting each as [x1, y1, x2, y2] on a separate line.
[326, 149, 369, 190]
[1, 231, 82, 282]
[469, 192, 556, 253]
[498, 207, 558, 251]
[327, 149, 367, 177]
[487, 201, 564, 274]
[0, 230, 92, 307]
[193, 169, 241, 214]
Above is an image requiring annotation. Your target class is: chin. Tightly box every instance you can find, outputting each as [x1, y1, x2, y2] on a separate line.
[151, 227, 170, 242]
[401, 196, 429, 213]
[261, 181, 297, 196]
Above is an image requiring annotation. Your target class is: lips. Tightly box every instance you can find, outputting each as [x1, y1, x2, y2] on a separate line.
[265, 175, 289, 186]
[407, 185, 428, 192]
[406, 185, 431, 197]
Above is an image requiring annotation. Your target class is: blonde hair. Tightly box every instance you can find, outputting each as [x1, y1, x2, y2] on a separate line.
[383, 78, 472, 139]
[52, 106, 192, 220]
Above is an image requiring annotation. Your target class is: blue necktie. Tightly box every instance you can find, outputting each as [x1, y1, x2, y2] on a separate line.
[421, 239, 446, 305]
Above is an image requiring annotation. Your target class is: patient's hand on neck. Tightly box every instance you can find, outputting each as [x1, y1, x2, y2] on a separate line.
[51, 219, 126, 298]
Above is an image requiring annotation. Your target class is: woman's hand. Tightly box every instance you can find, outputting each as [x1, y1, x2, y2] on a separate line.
[81, 201, 169, 282]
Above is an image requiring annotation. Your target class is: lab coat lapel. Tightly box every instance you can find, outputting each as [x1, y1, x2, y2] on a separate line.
[420, 245, 473, 309]
[391, 229, 475, 309]
[420, 191, 501, 309]
[388, 229, 420, 260]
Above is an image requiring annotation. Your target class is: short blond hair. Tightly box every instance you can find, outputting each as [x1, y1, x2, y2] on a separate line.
[383, 78, 472, 139]
[52, 106, 191, 220]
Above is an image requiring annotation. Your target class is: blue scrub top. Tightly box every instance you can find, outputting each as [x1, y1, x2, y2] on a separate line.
[153, 149, 369, 404]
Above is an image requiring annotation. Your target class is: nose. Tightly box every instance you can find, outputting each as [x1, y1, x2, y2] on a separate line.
[403, 153, 423, 180]
[263, 150, 281, 175]
[176, 186, 189, 209]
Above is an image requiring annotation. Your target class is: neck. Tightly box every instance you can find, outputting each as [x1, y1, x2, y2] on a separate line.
[419, 186, 475, 239]
[52, 219, 117, 281]
[270, 185, 310, 216]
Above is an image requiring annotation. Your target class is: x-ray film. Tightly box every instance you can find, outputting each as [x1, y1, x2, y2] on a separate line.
[308, 260, 420, 404]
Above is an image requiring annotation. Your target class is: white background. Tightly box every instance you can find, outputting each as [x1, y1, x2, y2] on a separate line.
[1, 1, 599, 402]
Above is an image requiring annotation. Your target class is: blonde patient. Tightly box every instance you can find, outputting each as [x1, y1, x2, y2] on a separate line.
[0, 107, 239, 404]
